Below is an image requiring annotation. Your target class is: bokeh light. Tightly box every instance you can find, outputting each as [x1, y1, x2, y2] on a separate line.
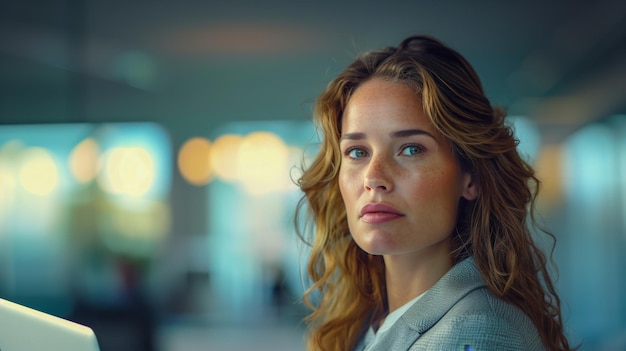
[535, 144, 564, 211]
[69, 137, 100, 184]
[98, 146, 156, 197]
[94, 122, 172, 200]
[178, 137, 213, 186]
[210, 134, 243, 182]
[236, 132, 288, 195]
[18, 147, 59, 196]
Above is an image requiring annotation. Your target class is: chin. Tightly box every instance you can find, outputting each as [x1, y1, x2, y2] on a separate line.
[352, 234, 400, 256]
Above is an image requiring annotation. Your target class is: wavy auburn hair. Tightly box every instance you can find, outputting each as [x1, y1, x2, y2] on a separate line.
[295, 35, 572, 351]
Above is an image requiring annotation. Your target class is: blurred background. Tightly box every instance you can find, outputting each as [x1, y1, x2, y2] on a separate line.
[1, 0, 625, 350]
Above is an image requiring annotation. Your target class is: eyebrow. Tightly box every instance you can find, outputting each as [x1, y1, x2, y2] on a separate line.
[340, 129, 438, 142]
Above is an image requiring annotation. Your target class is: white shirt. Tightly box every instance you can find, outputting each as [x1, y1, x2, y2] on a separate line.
[359, 292, 426, 351]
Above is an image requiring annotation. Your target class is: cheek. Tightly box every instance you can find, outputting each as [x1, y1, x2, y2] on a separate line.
[411, 171, 463, 211]
[338, 169, 352, 205]
[338, 165, 358, 191]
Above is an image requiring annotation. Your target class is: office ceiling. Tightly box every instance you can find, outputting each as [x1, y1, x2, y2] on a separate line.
[1, 0, 625, 144]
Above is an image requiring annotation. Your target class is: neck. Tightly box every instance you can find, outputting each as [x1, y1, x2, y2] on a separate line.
[383, 248, 452, 312]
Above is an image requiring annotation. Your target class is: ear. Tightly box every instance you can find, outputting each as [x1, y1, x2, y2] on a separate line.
[461, 172, 478, 200]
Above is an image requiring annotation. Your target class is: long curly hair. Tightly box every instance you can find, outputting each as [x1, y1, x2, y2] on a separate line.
[295, 35, 572, 351]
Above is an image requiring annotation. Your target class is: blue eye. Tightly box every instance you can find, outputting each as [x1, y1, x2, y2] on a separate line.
[401, 144, 424, 156]
[346, 147, 368, 159]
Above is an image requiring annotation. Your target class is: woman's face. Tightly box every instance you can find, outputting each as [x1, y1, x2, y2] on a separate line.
[338, 78, 476, 261]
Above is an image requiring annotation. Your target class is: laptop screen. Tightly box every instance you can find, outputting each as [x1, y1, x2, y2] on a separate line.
[0, 298, 100, 351]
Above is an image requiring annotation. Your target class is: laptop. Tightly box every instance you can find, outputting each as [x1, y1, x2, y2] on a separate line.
[0, 297, 100, 351]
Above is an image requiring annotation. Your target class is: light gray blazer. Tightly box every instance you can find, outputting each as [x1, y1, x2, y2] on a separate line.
[355, 257, 546, 350]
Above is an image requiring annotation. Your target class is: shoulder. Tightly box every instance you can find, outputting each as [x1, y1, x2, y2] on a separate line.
[413, 288, 545, 351]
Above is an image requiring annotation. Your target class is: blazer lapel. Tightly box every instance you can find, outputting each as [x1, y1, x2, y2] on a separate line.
[407, 257, 486, 334]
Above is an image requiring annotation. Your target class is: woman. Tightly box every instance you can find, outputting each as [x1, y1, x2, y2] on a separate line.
[295, 35, 573, 350]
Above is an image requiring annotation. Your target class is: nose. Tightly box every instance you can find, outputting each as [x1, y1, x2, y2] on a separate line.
[364, 156, 393, 192]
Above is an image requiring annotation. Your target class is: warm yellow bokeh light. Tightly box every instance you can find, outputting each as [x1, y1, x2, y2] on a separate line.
[535, 144, 564, 211]
[18, 147, 59, 196]
[98, 146, 155, 197]
[69, 138, 100, 183]
[237, 132, 288, 195]
[178, 137, 212, 186]
[210, 134, 243, 182]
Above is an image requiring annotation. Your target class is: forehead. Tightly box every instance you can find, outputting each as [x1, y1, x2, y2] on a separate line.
[342, 78, 430, 132]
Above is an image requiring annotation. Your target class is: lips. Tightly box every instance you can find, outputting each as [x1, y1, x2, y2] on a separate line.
[359, 203, 404, 224]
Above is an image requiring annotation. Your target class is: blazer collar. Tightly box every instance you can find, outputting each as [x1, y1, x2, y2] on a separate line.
[404, 257, 486, 332]
[368, 257, 486, 350]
